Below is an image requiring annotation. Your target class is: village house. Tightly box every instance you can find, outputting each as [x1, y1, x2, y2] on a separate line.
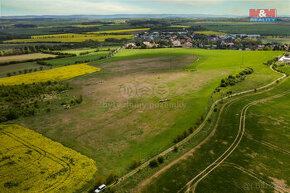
[278, 55, 290, 64]
[182, 42, 193, 48]
[125, 43, 136, 48]
[172, 40, 182, 47]
[143, 41, 159, 48]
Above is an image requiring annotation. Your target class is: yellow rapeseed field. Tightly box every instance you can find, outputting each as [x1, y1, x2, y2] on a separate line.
[0, 63, 100, 86]
[87, 28, 150, 34]
[5, 34, 133, 43]
[0, 124, 97, 193]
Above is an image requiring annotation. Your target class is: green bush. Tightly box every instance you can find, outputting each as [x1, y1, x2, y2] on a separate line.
[149, 160, 158, 168]
[157, 156, 164, 164]
[173, 146, 178, 152]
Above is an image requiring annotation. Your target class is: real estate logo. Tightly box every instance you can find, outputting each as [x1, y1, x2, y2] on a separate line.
[249, 9, 277, 22]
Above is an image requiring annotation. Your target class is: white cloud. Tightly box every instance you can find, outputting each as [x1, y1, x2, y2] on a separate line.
[2, 0, 154, 15]
[2, 0, 289, 16]
[151, 0, 226, 7]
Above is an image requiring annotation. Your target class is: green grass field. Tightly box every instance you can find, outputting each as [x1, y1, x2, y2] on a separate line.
[56, 48, 98, 56]
[136, 67, 289, 193]
[0, 62, 50, 78]
[261, 36, 290, 44]
[6, 48, 282, 184]
[42, 51, 110, 66]
[55, 47, 119, 56]
[278, 65, 290, 74]
[194, 85, 290, 193]
[181, 22, 290, 35]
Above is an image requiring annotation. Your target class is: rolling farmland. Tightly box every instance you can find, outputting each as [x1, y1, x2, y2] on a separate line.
[0, 3, 289, 193]
[18, 49, 283, 181]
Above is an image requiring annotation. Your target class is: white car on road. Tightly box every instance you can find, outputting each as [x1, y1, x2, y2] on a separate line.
[95, 184, 106, 193]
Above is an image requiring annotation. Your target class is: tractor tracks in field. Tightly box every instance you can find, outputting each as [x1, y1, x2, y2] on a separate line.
[111, 63, 287, 191]
[245, 132, 290, 155]
[220, 162, 287, 193]
[0, 128, 72, 192]
[180, 90, 290, 193]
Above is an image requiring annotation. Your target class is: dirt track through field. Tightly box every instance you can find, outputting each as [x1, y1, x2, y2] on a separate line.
[0, 129, 72, 192]
[181, 90, 290, 193]
[135, 96, 240, 192]
[126, 64, 286, 192]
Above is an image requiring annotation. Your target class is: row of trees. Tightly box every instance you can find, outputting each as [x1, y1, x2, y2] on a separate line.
[220, 68, 254, 88]
[263, 57, 279, 66]
[0, 46, 39, 56]
[6, 66, 46, 77]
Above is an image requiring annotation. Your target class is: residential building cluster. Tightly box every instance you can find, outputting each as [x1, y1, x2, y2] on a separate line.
[125, 31, 289, 51]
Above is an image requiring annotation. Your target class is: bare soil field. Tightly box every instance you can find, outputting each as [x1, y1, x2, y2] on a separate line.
[0, 53, 56, 63]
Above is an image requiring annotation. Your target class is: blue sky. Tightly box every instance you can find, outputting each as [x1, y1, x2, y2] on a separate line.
[1, 0, 289, 16]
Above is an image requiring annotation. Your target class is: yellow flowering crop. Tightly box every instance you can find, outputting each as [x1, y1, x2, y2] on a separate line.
[0, 63, 100, 86]
[87, 28, 150, 34]
[5, 33, 133, 43]
[0, 124, 97, 193]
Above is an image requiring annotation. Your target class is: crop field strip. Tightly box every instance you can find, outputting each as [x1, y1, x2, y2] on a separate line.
[0, 53, 57, 64]
[193, 31, 227, 35]
[4, 34, 133, 43]
[0, 63, 100, 86]
[0, 125, 97, 192]
[42, 51, 110, 66]
[86, 28, 150, 34]
[3, 28, 149, 43]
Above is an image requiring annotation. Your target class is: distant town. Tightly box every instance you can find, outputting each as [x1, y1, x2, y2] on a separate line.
[126, 30, 289, 51]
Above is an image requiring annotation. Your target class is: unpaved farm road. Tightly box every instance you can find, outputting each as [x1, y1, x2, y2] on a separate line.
[111, 64, 286, 190]
[131, 64, 287, 192]
[180, 90, 290, 193]
[175, 65, 288, 193]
